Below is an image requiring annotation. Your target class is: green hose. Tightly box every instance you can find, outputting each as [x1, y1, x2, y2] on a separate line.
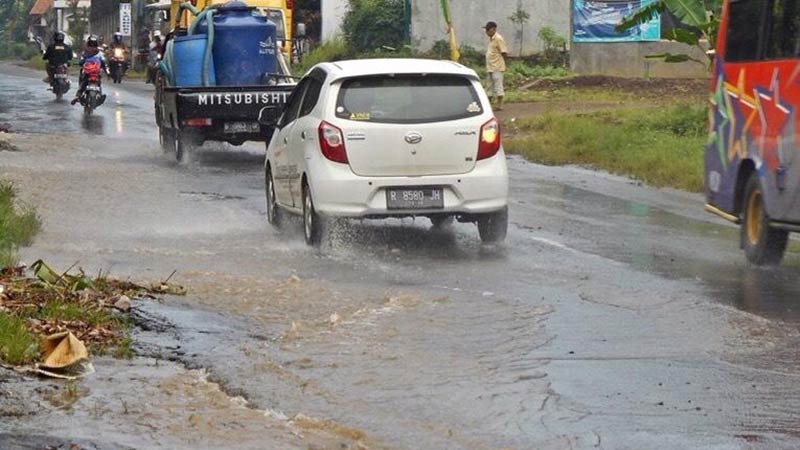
[188, 8, 215, 87]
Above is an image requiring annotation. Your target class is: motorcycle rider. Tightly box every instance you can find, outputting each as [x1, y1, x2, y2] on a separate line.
[109, 32, 128, 72]
[42, 31, 73, 84]
[71, 35, 107, 106]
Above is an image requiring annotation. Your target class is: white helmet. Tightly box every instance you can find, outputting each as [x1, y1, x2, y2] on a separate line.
[153, 30, 162, 38]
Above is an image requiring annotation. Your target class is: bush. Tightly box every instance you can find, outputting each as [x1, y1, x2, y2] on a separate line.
[0, 42, 40, 61]
[0, 181, 41, 268]
[342, 0, 406, 54]
[538, 27, 568, 67]
[294, 38, 350, 74]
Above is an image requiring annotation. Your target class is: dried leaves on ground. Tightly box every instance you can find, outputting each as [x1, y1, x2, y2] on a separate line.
[0, 261, 186, 366]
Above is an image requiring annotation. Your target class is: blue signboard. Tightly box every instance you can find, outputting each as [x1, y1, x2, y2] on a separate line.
[573, 0, 661, 42]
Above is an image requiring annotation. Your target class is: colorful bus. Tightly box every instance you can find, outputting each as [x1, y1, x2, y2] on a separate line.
[705, 0, 800, 265]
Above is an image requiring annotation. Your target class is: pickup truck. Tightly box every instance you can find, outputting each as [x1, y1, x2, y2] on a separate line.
[155, 80, 294, 161]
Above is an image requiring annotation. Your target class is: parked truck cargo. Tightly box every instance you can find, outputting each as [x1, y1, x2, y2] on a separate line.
[154, 0, 296, 162]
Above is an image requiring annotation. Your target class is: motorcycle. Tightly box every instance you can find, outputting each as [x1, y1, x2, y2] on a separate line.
[50, 63, 71, 100]
[109, 47, 127, 84]
[78, 60, 106, 116]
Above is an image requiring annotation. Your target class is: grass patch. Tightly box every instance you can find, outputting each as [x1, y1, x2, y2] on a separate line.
[0, 181, 41, 268]
[0, 312, 38, 366]
[504, 104, 709, 192]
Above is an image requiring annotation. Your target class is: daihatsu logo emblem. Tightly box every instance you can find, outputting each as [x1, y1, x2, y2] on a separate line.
[404, 132, 423, 144]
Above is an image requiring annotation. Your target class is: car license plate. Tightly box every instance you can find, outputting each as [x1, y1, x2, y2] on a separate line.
[224, 121, 260, 134]
[386, 187, 444, 210]
[86, 85, 100, 91]
[54, 74, 68, 79]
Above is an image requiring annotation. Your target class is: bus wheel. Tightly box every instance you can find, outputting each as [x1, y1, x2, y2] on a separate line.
[741, 175, 788, 265]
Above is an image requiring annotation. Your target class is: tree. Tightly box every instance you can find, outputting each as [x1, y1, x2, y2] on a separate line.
[508, 1, 530, 57]
[616, 0, 724, 65]
[0, 0, 36, 43]
[67, 0, 88, 47]
[342, 0, 405, 54]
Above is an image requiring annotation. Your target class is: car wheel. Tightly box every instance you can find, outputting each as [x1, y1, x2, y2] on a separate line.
[265, 168, 282, 227]
[477, 207, 508, 244]
[430, 215, 454, 229]
[741, 175, 788, 265]
[303, 180, 323, 246]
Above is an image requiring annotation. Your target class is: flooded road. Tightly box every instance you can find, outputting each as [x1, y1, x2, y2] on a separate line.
[2, 63, 800, 449]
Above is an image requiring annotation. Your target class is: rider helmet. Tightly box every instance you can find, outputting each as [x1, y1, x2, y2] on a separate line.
[53, 31, 65, 44]
[113, 32, 123, 44]
[86, 35, 99, 48]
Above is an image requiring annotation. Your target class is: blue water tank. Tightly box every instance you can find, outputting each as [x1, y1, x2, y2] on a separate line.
[173, 34, 216, 87]
[197, 1, 278, 86]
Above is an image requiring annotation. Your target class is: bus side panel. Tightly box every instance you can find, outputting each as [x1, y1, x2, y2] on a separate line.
[706, 1, 800, 223]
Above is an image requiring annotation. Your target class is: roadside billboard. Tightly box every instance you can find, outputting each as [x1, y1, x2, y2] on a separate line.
[120, 3, 132, 36]
[573, 0, 660, 42]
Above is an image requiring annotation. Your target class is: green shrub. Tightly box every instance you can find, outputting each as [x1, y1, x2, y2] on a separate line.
[0, 42, 40, 60]
[0, 312, 38, 366]
[0, 181, 41, 268]
[342, 0, 406, 54]
[537, 27, 568, 67]
[294, 38, 350, 75]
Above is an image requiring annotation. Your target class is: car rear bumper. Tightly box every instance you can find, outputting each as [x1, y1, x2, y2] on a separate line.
[308, 152, 509, 217]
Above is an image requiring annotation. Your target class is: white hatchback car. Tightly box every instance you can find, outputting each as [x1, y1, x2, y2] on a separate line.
[262, 58, 509, 245]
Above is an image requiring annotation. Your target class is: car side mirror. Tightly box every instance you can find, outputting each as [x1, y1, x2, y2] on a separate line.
[258, 106, 281, 127]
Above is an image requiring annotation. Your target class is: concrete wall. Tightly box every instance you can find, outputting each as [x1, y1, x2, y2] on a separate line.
[570, 41, 709, 79]
[410, 0, 570, 55]
[321, 0, 348, 41]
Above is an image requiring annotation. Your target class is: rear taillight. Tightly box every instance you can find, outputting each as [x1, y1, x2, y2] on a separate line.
[477, 117, 501, 161]
[183, 118, 212, 127]
[318, 120, 348, 164]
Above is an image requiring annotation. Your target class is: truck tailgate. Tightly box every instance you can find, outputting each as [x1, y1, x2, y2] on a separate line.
[171, 85, 294, 120]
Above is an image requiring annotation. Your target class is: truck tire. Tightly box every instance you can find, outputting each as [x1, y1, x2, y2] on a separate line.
[174, 131, 188, 163]
[741, 175, 788, 265]
[158, 126, 174, 152]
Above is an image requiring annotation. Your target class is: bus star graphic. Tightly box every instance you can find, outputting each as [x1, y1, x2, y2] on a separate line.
[752, 71, 792, 171]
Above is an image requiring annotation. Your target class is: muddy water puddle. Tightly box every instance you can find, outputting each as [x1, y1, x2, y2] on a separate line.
[0, 356, 367, 450]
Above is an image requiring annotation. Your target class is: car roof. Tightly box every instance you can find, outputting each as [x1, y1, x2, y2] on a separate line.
[313, 58, 479, 83]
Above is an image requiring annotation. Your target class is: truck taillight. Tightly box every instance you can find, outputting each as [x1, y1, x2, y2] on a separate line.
[183, 118, 212, 127]
[286, 0, 293, 9]
[318, 121, 348, 164]
[477, 117, 501, 160]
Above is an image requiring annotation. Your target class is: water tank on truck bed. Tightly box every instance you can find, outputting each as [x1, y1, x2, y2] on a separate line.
[196, 1, 278, 86]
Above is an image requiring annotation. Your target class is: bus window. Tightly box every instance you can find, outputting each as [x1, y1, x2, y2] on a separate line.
[764, 0, 800, 59]
[726, 0, 768, 62]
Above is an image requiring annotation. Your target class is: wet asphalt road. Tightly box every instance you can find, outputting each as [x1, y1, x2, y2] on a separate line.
[2, 63, 800, 450]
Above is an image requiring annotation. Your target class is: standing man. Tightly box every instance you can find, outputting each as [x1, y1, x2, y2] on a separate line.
[484, 21, 508, 111]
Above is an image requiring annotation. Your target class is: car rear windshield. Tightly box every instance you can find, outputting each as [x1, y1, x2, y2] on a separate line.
[335, 74, 483, 124]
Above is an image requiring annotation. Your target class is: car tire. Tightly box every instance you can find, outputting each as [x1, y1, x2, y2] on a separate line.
[303, 180, 323, 247]
[430, 215, 454, 229]
[477, 207, 508, 244]
[741, 175, 788, 265]
[265, 168, 282, 227]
